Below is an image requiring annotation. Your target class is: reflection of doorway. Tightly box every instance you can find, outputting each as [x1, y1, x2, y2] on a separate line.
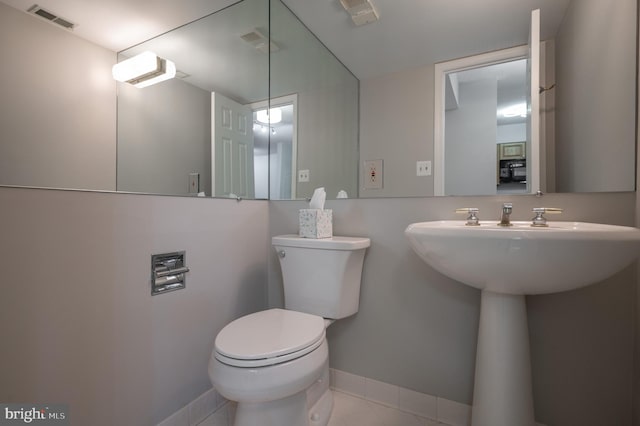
[251, 94, 298, 200]
[434, 46, 528, 195]
[446, 59, 529, 195]
[434, 10, 541, 196]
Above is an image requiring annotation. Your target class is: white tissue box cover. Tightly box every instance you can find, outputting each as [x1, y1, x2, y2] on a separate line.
[299, 209, 333, 239]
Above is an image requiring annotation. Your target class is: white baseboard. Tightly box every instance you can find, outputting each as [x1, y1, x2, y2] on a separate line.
[330, 368, 470, 426]
[156, 387, 226, 426]
[158, 370, 548, 426]
[330, 368, 547, 426]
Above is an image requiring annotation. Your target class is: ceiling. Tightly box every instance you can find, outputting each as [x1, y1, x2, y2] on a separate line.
[1, 0, 571, 80]
[454, 59, 529, 126]
[282, 0, 571, 80]
[0, 0, 238, 53]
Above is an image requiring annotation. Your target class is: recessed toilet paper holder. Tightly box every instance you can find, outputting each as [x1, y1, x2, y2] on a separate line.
[151, 251, 189, 295]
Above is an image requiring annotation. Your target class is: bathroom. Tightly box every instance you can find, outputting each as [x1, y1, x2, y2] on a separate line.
[0, 0, 638, 425]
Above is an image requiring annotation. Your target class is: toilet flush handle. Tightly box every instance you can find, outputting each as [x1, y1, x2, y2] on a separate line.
[278, 250, 286, 258]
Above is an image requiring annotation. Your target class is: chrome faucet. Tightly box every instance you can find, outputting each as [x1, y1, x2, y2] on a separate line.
[455, 207, 480, 226]
[498, 203, 513, 227]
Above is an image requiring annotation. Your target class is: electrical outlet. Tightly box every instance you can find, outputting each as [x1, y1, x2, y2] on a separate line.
[298, 169, 310, 183]
[188, 172, 200, 193]
[416, 160, 432, 177]
[363, 159, 383, 189]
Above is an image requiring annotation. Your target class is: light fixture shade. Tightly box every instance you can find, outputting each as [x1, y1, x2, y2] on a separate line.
[134, 59, 176, 88]
[112, 51, 176, 88]
[500, 103, 527, 118]
[256, 108, 282, 124]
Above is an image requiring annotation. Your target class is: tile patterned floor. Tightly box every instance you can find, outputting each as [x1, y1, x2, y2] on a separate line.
[198, 390, 450, 426]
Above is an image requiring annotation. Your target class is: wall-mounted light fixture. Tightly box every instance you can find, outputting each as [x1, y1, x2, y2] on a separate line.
[112, 51, 176, 88]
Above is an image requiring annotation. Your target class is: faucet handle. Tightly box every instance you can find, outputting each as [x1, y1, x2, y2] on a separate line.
[455, 208, 480, 226]
[531, 207, 563, 227]
[532, 207, 563, 214]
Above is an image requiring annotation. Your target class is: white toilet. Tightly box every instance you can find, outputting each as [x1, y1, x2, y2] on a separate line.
[208, 234, 370, 426]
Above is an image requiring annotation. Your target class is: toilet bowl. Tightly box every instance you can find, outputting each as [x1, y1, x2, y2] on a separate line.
[209, 309, 332, 426]
[208, 235, 370, 426]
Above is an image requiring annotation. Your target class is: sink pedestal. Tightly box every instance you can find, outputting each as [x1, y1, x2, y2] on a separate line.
[405, 220, 640, 425]
[471, 291, 535, 426]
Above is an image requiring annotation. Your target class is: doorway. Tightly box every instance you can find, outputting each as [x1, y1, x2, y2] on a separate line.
[434, 7, 541, 196]
[251, 94, 298, 200]
[446, 59, 529, 195]
[434, 45, 529, 196]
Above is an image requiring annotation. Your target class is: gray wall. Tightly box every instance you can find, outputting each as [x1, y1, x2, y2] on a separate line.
[294, 85, 359, 200]
[555, 0, 636, 192]
[0, 10, 268, 426]
[0, 187, 268, 425]
[445, 79, 498, 195]
[270, 0, 359, 200]
[117, 78, 212, 196]
[359, 65, 435, 198]
[269, 192, 636, 426]
[0, 2, 116, 191]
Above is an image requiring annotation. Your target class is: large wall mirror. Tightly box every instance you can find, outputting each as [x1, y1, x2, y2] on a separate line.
[0, 0, 635, 199]
[0, 0, 358, 200]
[116, 0, 270, 198]
[269, 0, 359, 200]
[352, 0, 637, 198]
[118, 0, 359, 200]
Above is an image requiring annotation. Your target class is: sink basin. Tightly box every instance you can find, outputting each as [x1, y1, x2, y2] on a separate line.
[405, 219, 640, 426]
[405, 220, 640, 295]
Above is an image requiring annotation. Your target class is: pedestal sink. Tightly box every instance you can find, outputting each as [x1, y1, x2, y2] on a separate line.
[405, 220, 640, 426]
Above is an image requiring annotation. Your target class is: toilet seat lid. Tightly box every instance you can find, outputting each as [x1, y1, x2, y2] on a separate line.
[215, 309, 325, 367]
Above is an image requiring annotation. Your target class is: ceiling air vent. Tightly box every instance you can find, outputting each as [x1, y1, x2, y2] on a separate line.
[340, 0, 371, 14]
[27, 5, 76, 30]
[339, 0, 379, 26]
[240, 29, 280, 53]
[240, 31, 264, 44]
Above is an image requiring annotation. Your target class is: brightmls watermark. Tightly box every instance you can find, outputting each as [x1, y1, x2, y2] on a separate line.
[0, 404, 68, 425]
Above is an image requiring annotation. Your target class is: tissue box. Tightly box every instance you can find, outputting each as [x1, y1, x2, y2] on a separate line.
[299, 209, 333, 239]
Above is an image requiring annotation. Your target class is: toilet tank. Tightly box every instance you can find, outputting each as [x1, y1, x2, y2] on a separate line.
[272, 235, 370, 319]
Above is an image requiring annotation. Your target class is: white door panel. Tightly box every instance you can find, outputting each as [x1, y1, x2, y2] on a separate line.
[527, 9, 541, 193]
[212, 92, 255, 198]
